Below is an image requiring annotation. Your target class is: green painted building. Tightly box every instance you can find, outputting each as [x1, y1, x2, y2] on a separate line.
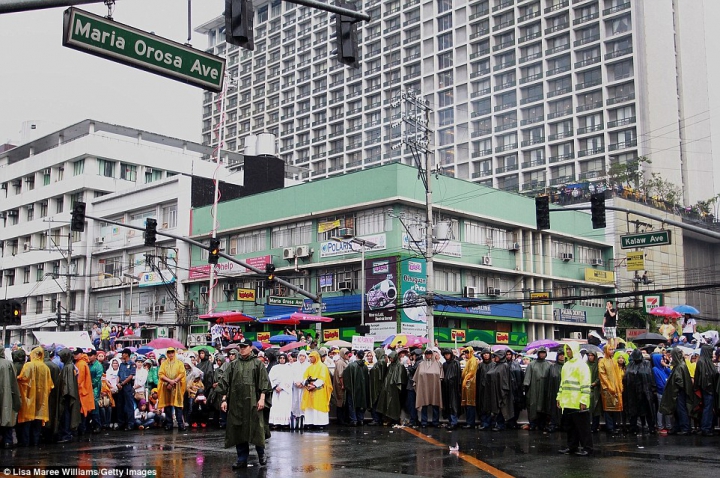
[184, 163, 613, 346]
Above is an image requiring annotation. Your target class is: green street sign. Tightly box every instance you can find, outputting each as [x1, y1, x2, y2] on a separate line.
[267, 296, 305, 307]
[63, 8, 225, 92]
[620, 230, 671, 249]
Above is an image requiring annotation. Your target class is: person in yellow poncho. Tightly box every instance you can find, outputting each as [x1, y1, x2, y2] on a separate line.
[157, 348, 186, 431]
[461, 347, 479, 428]
[598, 344, 623, 435]
[16, 347, 54, 447]
[300, 351, 333, 429]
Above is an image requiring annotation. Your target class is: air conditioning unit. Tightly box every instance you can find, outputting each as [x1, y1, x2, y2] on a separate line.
[338, 280, 352, 291]
[296, 245, 310, 257]
[487, 287, 500, 296]
[338, 227, 354, 238]
[200, 286, 209, 295]
[509, 242, 520, 251]
[570, 331, 583, 340]
[591, 258, 603, 266]
[23, 242, 30, 251]
[283, 247, 296, 260]
[481, 255, 492, 266]
[464, 286, 477, 298]
[42, 168, 51, 175]
[155, 305, 165, 313]
[145, 306, 154, 314]
[222, 283, 234, 291]
[562, 253, 573, 262]
[563, 300, 575, 306]
[95, 237, 105, 245]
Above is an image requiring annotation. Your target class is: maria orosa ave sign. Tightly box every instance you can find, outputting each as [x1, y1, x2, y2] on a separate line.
[62, 8, 225, 92]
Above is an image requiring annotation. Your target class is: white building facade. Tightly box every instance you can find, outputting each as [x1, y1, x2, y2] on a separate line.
[197, 0, 717, 205]
[0, 120, 242, 344]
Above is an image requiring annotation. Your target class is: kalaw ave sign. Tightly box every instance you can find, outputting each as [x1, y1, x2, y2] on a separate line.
[620, 230, 671, 249]
[63, 8, 225, 92]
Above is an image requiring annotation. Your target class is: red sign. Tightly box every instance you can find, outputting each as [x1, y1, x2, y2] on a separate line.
[323, 329, 340, 341]
[236, 288, 256, 302]
[257, 332, 270, 343]
[189, 255, 271, 279]
[496, 331, 509, 344]
[625, 328, 648, 340]
[451, 329, 466, 341]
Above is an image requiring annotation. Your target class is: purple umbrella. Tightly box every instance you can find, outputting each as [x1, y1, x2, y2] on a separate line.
[491, 344, 511, 352]
[524, 339, 560, 352]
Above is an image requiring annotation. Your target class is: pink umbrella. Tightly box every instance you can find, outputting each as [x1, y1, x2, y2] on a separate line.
[279, 341, 308, 352]
[146, 338, 185, 350]
[649, 306, 682, 318]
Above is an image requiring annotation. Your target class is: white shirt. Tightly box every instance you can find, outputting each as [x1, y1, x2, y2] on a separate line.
[682, 318, 696, 334]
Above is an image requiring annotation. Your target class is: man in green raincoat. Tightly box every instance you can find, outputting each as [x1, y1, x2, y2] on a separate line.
[368, 348, 387, 426]
[0, 348, 21, 448]
[57, 349, 81, 443]
[218, 338, 272, 470]
[376, 350, 407, 424]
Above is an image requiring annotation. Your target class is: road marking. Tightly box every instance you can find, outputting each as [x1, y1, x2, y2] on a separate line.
[403, 427, 515, 478]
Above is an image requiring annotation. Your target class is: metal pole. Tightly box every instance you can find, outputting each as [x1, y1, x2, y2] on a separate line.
[283, 0, 371, 22]
[0, 0, 104, 14]
[128, 278, 133, 327]
[360, 245, 365, 327]
[425, 154, 434, 346]
[65, 232, 72, 331]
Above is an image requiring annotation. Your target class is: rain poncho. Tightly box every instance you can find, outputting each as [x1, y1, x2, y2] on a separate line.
[623, 349, 656, 418]
[441, 352, 462, 419]
[58, 349, 81, 429]
[332, 349, 349, 407]
[652, 353, 671, 395]
[75, 353, 95, 416]
[0, 348, 21, 427]
[217, 352, 271, 448]
[477, 353, 494, 414]
[368, 348, 387, 407]
[693, 345, 718, 393]
[415, 355, 443, 409]
[12, 348, 26, 376]
[598, 344, 623, 412]
[106, 358, 120, 393]
[157, 356, 186, 408]
[301, 351, 333, 415]
[17, 347, 54, 424]
[486, 352, 513, 418]
[377, 351, 407, 422]
[42, 347, 62, 435]
[291, 352, 310, 417]
[659, 348, 698, 416]
[586, 352, 602, 417]
[343, 354, 369, 411]
[461, 348, 479, 407]
[523, 352, 552, 420]
[557, 342, 591, 410]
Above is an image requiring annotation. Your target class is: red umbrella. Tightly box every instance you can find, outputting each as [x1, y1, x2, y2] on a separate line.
[198, 311, 256, 324]
[649, 306, 682, 318]
[257, 312, 334, 326]
[289, 312, 334, 323]
[146, 338, 185, 350]
[279, 341, 308, 352]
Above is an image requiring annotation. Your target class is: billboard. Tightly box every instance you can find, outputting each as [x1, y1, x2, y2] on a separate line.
[364, 256, 398, 324]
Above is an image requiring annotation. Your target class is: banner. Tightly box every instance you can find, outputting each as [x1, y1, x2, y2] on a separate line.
[236, 288, 255, 302]
[584, 268, 615, 284]
[318, 220, 341, 233]
[351, 335, 376, 351]
[399, 258, 428, 327]
[189, 255, 271, 279]
[553, 308, 588, 323]
[365, 256, 398, 323]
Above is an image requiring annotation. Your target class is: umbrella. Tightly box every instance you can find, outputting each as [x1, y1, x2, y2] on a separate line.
[649, 306, 682, 318]
[491, 344, 511, 352]
[673, 305, 700, 315]
[323, 339, 353, 348]
[190, 345, 215, 354]
[269, 334, 298, 344]
[136, 346, 154, 355]
[465, 340, 490, 350]
[579, 343, 603, 355]
[382, 334, 427, 348]
[279, 341, 308, 352]
[524, 339, 559, 352]
[146, 338, 185, 350]
[257, 312, 334, 326]
[198, 311, 256, 324]
[117, 335, 144, 342]
[222, 344, 239, 352]
[630, 332, 668, 344]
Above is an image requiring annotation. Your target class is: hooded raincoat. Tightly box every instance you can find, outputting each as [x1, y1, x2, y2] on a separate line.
[598, 344, 623, 412]
[586, 352, 602, 417]
[441, 352, 462, 420]
[217, 350, 271, 449]
[461, 348, 479, 407]
[17, 347, 54, 424]
[58, 349, 82, 430]
[486, 352, 513, 419]
[0, 348, 21, 428]
[557, 342, 591, 411]
[659, 348, 697, 416]
[157, 355, 186, 409]
[42, 347, 61, 436]
[523, 352, 552, 420]
[623, 349, 656, 419]
[75, 353, 95, 416]
[368, 348, 387, 408]
[414, 355, 443, 409]
[377, 351, 407, 422]
[343, 355, 370, 411]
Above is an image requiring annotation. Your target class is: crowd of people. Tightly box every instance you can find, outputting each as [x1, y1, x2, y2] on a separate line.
[3, 330, 720, 467]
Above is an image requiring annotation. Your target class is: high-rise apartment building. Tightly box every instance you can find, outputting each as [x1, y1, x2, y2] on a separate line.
[197, 0, 717, 205]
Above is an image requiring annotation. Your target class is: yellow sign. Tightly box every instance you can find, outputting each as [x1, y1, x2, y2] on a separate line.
[627, 251, 645, 271]
[323, 329, 340, 341]
[451, 329, 466, 341]
[530, 292, 551, 305]
[496, 331, 509, 344]
[318, 220, 341, 233]
[585, 268, 615, 284]
[236, 288, 256, 302]
[257, 332, 270, 343]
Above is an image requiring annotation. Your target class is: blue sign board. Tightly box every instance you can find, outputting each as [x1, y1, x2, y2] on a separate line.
[434, 298, 524, 319]
[264, 294, 361, 317]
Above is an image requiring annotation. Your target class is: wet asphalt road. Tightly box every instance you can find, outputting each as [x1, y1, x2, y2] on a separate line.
[2, 424, 720, 478]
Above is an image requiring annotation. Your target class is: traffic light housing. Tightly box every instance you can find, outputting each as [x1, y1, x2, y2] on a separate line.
[208, 238, 221, 264]
[144, 218, 157, 246]
[590, 192, 606, 229]
[265, 263, 276, 291]
[225, 0, 254, 50]
[71, 201, 86, 232]
[0, 300, 21, 325]
[535, 196, 550, 230]
[335, 2, 359, 68]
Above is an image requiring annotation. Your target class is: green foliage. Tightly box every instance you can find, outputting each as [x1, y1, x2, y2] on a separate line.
[608, 156, 650, 190]
[616, 307, 655, 338]
[645, 173, 682, 206]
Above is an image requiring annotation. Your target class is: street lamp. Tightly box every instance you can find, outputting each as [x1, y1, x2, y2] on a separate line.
[332, 236, 377, 329]
[123, 273, 141, 327]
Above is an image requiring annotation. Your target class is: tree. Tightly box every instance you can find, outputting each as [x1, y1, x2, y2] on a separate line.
[616, 307, 655, 339]
[608, 156, 651, 190]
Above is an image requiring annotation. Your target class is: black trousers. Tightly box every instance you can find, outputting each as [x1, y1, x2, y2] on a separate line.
[563, 409, 593, 451]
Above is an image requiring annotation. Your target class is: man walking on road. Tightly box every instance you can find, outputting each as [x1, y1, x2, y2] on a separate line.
[218, 338, 272, 470]
[557, 342, 593, 456]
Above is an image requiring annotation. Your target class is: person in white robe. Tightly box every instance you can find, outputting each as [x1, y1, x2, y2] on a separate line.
[268, 354, 293, 427]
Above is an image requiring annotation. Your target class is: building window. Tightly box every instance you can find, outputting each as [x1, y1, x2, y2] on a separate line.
[434, 267, 460, 292]
[36, 264, 44, 281]
[271, 221, 312, 248]
[438, 14, 452, 31]
[437, 32, 453, 51]
[98, 159, 114, 178]
[161, 205, 177, 229]
[55, 197, 64, 214]
[73, 159, 85, 176]
[120, 164, 137, 182]
[437, 0, 452, 13]
[355, 208, 387, 236]
[229, 229, 267, 255]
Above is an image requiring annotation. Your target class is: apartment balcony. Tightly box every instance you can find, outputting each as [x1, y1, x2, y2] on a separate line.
[549, 175, 574, 186]
[517, 11, 540, 23]
[548, 153, 574, 163]
[547, 86, 572, 99]
[576, 101, 603, 113]
[492, 0, 514, 13]
[495, 143, 518, 153]
[496, 164, 519, 174]
[469, 29, 490, 40]
[520, 94, 544, 105]
[471, 149, 493, 158]
[521, 137, 545, 147]
[605, 47, 633, 60]
[577, 146, 605, 157]
[545, 43, 570, 56]
[603, 2, 631, 16]
[469, 10, 490, 21]
[494, 102, 517, 112]
[607, 116, 636, 128]
[573, 12, 599, 25]
[520, 116, 544, 126]
[520, 73, 543, 84]
[608, 139, 637, 151]
[493, 60, 516, 72]
[493, 20, 515, 32]
[522, 180, 546, 190]
[544, 1, 569, 13]
[493, 40, 516, 52]
[607, 92, 635, 106]
[548, 130, 573, 141]
[577, 78, 602, 90]
[519, 52, 542, 64]
[471, 129, 492, 138]
[579, 169, 606, 180]
[470, 49, 490, 59]
[472, 169, 493, 178]
[574, 34, 600, 47]
[547, 108, 572, 120]
[546, 65, 571, 77]
[494, 80, 516, 91]
[576, 124, 603, 135]
[495, 122, 518, 132]
[470, 68, 491, 78]
[471, 88, 491, 98]
[545, 23, 569, 35]
[574, 57, 601, 69]
[521, 159, 546, 168]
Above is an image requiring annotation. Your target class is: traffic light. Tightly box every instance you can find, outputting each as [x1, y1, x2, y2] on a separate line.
[0, 300, 21, 325]
[225, 0, 254, 50]
[335, 2, 359, 68]
[590, 192, 606, 229]
[144, 218, 157, 246]
[535, 196, 550, 230]
[208, 238, 221, 264]
[265, 263, 276, 291]
[71, 201, 86, 232]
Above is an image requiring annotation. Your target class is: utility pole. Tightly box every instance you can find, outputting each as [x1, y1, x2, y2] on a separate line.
[391, 89, 434, 341]
[64, 232, 72, 331]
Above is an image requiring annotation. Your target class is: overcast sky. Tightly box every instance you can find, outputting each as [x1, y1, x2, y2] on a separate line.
[0, 0, 221, 145]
